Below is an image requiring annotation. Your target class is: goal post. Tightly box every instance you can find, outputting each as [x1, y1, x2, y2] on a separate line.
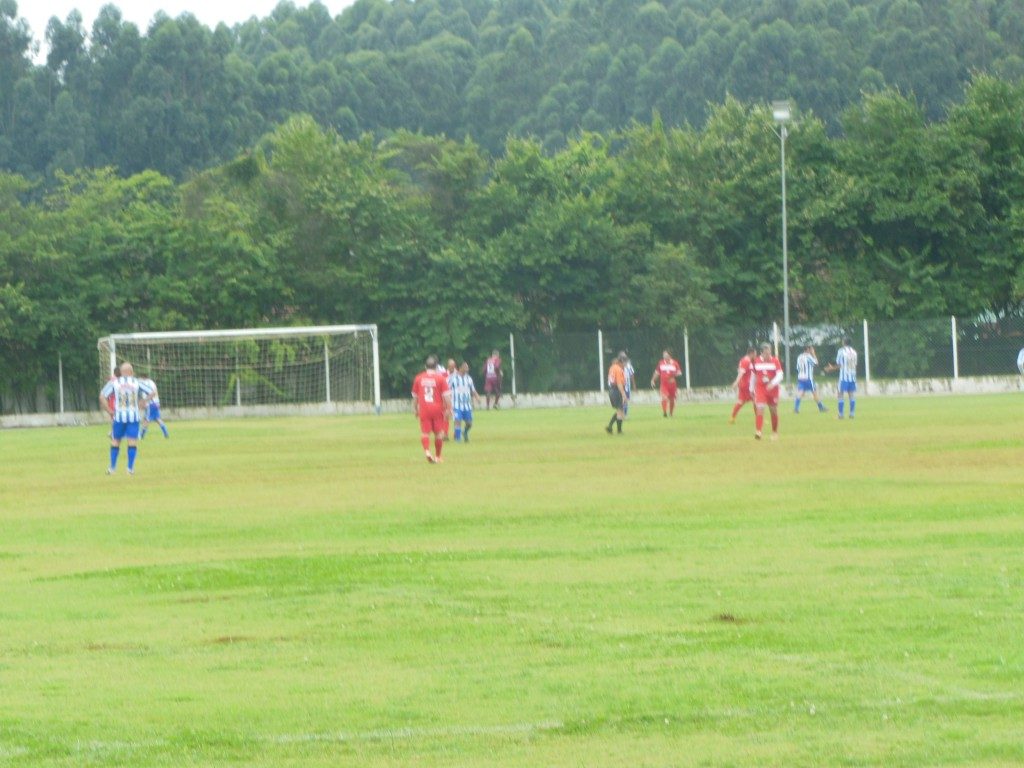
[98, 325, 381, 416]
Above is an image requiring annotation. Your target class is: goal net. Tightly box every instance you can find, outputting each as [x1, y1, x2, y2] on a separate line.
[97, 325, 380, 415]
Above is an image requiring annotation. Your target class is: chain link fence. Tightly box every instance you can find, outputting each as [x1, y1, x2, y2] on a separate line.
[4, 316, 1024, 416]
[505, 317, 1024, 397]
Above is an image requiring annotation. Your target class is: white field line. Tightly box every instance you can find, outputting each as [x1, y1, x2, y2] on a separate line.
[0, 721, 563, 759]
[262, 720, 565, 745]
[887, 669, 1021, 705]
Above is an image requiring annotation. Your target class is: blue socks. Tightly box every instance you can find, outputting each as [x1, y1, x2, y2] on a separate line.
[109, 446, 119, 469]
[127, 446, 137, 471]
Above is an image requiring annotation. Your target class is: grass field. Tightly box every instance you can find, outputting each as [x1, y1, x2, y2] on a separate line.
[1, 395, 1022, 767]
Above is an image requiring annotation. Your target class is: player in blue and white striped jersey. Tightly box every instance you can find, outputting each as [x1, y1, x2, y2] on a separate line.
[449, 362, 481, 442]
[793, 345, 827, 414]
[99, 362, 153, 475]
[825, 338, 858, 419]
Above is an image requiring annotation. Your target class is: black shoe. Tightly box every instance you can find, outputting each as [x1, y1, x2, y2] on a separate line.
[605, 426, 613, 434]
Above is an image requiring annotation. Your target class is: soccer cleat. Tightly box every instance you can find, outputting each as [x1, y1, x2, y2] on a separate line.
[769, 433, 779, 442]
[127, 468, 134, 476]
[605, 426, 613, 434]
[754, 431, 762, 440]
[425, 452, 435, 463]
[837, 414, 844, 420]
[433, 456, 444, 464]
[106, 467, 115, 475]
[728, 417, 735, 425]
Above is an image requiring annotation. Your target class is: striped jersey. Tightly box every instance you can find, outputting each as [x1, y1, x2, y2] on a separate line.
[796, 351, 818, 382]
[623, 361, 635, 395]
[138, 378, 160, 406]
[101, 376, 153, 423]
[835, 345, 858, 383]
[449, 372, 477, 411]
[1017, 347, 1024, 373]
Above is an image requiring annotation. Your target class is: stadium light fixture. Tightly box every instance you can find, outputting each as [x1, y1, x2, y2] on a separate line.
[772, 99, 792, 377]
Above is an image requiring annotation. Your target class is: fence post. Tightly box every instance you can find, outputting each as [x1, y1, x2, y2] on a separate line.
[683, 326, 692, 391]
[509, 332, 517, 403]
[58, 353, 65, 414]
[862, 319, 870, 394]
[597, 329, 605, 393]
[324, 340, 331, 404]
[772, 322, 780, 358]
[951, 315, 959, 380]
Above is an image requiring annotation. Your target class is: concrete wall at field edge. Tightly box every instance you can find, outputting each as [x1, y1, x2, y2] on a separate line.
[2, 376, 1021, 429]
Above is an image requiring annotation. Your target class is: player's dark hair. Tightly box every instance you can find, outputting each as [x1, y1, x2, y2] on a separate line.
[425, 354, 438, 368]
[842, 337, 851, 346]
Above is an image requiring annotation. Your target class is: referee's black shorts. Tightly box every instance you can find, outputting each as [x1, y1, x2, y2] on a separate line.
[609, 388, 623, 409]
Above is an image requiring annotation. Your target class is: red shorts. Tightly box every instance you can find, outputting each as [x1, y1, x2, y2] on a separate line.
[484, 378, 501, 395]
[754, 389, 780, 407]
[419, 413, 446, 435]
[660, 383, 678, 400]
[736, 386, 753, 403]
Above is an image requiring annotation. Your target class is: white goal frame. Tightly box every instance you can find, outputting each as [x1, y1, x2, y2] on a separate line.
[98, 324, 381, 415]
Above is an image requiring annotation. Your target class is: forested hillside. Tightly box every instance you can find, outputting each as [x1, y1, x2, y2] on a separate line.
[1, 0, 1023, 178]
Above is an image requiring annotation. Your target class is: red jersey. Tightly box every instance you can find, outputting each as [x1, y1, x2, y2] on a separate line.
[737, 356, 754, 392]
[412, 369, 450, 417]
[751, 355, 783, 398]
[484, 355, 501, 381]
[655, 358, 682, 387]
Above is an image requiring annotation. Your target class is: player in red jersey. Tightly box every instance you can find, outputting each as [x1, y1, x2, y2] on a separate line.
[483, 350, 503, 409]
[412, 355, 453, 463]
[729, 346, 757, 424]
[649, 349, 682, 417]
[751, 342, 784, 440]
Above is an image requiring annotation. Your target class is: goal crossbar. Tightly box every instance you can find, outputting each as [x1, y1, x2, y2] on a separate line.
[99, 324, 377, 344]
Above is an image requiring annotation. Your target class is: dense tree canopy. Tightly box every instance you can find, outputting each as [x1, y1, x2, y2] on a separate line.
[3, 78, 1024, 408]
[0, 0, 1022, 178]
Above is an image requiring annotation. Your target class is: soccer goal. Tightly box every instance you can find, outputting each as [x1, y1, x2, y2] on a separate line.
[97, 325, 381, 416]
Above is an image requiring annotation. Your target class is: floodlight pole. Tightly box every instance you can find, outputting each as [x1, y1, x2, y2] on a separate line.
[772, 101, 793, 378]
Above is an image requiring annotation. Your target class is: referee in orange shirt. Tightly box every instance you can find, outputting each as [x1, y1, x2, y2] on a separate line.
[605, 351, 628, 435]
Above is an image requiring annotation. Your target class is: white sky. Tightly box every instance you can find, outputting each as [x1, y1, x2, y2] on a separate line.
[21, 0, 358, 57]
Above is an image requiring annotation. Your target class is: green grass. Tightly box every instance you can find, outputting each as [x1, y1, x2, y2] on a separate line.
[1, 395, 1022, 767]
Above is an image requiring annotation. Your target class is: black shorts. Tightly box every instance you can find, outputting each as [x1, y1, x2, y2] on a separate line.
[609, 388, 624, 409]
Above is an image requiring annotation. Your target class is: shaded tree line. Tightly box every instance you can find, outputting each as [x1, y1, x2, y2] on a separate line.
[2, 78, 1023, 409]
[1, 0, 1023, 180]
